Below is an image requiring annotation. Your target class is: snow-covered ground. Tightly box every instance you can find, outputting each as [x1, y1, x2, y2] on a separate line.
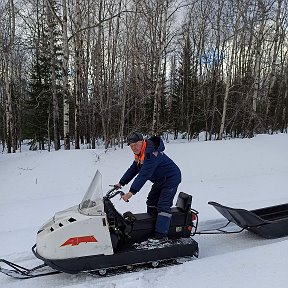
[1, 133, 288, 287]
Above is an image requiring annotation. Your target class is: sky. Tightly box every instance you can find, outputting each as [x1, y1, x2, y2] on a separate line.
[0, 133, 288, 287]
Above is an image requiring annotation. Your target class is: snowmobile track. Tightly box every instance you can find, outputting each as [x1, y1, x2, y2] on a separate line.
[0, 255, 195, 279]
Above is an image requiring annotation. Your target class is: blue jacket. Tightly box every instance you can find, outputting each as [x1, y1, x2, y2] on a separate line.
[119, 136, 181, 194]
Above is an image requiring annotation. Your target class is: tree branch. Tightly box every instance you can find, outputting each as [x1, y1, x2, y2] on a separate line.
[68, 9, 140, 42]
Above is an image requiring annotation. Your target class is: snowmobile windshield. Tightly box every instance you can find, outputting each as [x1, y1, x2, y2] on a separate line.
[79, 170, 104, 216]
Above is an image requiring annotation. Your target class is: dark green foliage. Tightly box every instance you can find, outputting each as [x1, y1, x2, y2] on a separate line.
[225, 73, 254, 137]
[22, 53, 52, 149]
[21, 10, 63, 150]
[267, 75, 287, 132]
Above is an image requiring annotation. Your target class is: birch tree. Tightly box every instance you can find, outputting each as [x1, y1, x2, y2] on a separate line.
[219, 1, 245, 140]
[268, 0, 284, 132]
[251, 0, 267, 136]
[2, 0, 16, 152]
[73, 0, 81, 149]
[46, 0, 60, 150]
[62, 0, 70, 149]
[151, 0, 168, 133]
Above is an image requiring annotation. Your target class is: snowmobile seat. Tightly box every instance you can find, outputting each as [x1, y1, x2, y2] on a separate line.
[175, 192, 192, 212]
[122, 193, 194, 244]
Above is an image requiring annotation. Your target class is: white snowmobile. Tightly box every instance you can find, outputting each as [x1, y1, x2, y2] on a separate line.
[0, 171, 199, 279]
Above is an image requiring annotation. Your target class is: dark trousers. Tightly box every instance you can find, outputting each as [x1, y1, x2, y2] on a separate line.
[146, 184, 178, 236]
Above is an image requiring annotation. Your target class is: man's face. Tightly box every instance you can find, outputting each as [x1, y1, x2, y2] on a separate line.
[130, 140, 143, 155]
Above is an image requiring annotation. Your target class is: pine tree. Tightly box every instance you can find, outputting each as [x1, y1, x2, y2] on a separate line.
[22, 10, 63, 150]
[23, 46, 52, 150]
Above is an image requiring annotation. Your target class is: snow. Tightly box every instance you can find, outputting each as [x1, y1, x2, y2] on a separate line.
[1, 133, 288, 287]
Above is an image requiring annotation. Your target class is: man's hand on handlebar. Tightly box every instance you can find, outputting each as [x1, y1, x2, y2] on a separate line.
[113, 183, 122, 190]
[122, 192, 133, 202]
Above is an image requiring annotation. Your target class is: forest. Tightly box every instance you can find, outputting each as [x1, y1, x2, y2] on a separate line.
[0, 0, 288, 152]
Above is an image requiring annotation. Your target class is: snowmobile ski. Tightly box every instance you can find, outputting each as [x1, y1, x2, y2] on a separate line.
[0, 258, 61, 279]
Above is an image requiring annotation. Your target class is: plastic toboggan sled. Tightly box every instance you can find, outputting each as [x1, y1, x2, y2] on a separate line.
[208, 201, 288, 238]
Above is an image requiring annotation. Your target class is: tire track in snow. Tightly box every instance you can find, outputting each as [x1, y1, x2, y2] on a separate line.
[194, 218, 288, 259]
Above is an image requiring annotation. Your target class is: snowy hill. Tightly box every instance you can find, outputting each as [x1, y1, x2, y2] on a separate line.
[1, 133, 288, 287]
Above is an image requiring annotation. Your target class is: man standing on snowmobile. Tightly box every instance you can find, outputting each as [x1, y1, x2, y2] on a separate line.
[115, 132, 181, 240]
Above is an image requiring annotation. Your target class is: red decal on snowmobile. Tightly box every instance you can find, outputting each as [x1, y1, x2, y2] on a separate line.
[60, 236, 97, 247]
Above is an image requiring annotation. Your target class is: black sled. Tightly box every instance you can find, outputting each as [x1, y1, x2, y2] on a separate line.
[209, 201, 288, 238]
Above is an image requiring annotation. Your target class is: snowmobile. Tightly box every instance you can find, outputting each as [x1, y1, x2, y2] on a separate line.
[0, 171, 199, 279]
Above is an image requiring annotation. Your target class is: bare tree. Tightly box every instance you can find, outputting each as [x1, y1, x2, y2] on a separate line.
[219, 0, 246, 140]
[73, 0, 82, 149]
[62, 0, 70, 149]
[151, 0, 168, 133]
[252, 0, 269, 135]
[2, 0, 16, 152]
[46, 0, 60, 150]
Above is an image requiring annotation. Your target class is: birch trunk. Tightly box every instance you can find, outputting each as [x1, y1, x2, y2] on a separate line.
[4, 54, 14, 153]
[119, 5, 129, 148]
[3, 0, 16, 153]
[152, 0, 168, 133]
[270, 0, 282, 132]
[62, 0, 70, 149]
[218, 6, 242, 140]
[74, 0, 81, 149]
[91, 0, 103, 149]
[282, 84, 288, 132]
[47, 0, 60, 150]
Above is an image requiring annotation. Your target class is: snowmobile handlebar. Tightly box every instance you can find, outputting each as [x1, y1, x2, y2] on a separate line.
[104, 187, 125, 200]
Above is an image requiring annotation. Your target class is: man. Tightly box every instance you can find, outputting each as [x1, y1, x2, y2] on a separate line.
[115, 132, 181, 240]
